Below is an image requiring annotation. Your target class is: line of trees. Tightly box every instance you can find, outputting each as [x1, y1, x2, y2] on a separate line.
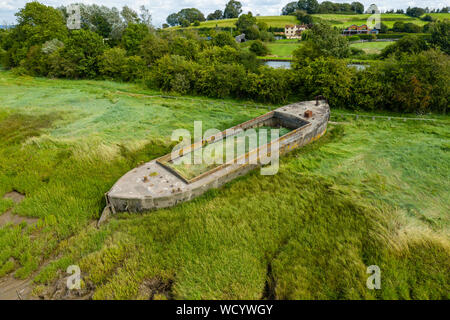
[166, 0, 243, 27]
[0, 2, 448, 114]
[282, 1, 365, 15]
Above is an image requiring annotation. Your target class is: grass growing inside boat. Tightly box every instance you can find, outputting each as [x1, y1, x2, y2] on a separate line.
[0, 70, 448, 299]
[165, 126, 292, 180]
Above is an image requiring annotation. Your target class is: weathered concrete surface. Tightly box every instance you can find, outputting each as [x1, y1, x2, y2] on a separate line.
[107, 100, 330, 213]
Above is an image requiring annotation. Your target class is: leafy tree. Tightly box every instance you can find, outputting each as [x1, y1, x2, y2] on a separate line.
[169, 37, 200, 60]
[166, 13, 179, 26]
[177, 8, 206, 24]
[422, 15, 433, 22]
[377, 50, 449, 114]
[59, 4, 124, 41]
[351, 2, 364, 14]
[318, 1, 335, 13]
[140, 33, 169, 65]
[430, 20, 450, 54]
[212, 32, 238, 48]
[99, 47, 145, 81]
[295, 10, 313, 24]
[293, 23, 350, 63]
[236, 12, 257, 33]
[393, 22, 405, 32]
[305, 0, 319, 14]
[139, 6, 153, 29]
[5, 1, 67, 67]
[298, 0, 319, 14]
[245, 25, 261, 40]
[282, 2, 299, 15]
[249, 40, 268, 56]
[197, 45, 239, 65]
[154, 55, 197, 93]
[297, 0, 308, 11]
[404, 23, 422, 33]
[379, 22, 388, 33]
[49, 29, 105, 79]
[207, 10, 224, 20]
[406, 7, 426, 18]
[193, 20, 201, 27]
[224, 0, 243, 19]
[122, 23, 150, 55]
[292, 57, 355, 108]
[380, 35, 429, 58]
[121, 6, 140, 25]
[180, 19, 190, 28]
[99, 47, 127, 79]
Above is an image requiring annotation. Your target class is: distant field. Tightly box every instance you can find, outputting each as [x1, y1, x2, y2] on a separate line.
[265, 41, 302, 58]
[240, 40, 301, 59]
[171, 13, 450, 30]
[350, 41, 394, 54]
[170, 15, 299, 29]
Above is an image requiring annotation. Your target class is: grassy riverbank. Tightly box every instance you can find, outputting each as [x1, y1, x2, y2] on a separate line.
[0, 71, 448, 299]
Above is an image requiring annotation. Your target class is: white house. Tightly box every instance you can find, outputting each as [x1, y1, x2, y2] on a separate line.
[284, 25, 308, 39]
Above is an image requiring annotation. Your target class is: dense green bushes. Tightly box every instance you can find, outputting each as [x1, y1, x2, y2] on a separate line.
[0, 2, 448, 114]
[49, 29, 105, 79]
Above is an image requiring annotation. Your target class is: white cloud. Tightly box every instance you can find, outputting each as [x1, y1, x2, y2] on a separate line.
[0, 0, 448, 26]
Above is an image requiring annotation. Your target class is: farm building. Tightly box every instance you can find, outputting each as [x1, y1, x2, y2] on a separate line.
[342, 24, 379, 36]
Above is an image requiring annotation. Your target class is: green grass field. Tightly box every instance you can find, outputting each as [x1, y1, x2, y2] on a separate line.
[350, 41, 394, 54]
[171, 15, 299, 30]
[265, 41, 302, 58]
[170, 13, 450, 30]
[0, 71, 449, 299]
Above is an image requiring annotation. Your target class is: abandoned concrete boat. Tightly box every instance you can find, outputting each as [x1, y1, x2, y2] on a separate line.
[105, 99, 330, 214]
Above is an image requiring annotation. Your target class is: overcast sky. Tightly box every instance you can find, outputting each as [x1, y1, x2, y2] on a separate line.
[0, 0, 448, 26]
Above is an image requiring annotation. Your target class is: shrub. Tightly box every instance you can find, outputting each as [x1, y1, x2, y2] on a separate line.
[99, 47, 127, 80]
[293, 24, 350, 62]
[243, 67, 292, 103]
[195, 63, 246, 98]
[122, 23, 150, 55]
[49, 29, 105, 79]
[197, 46, 240, 65]
[212, 32, 238, 48]
[154, 55, 197, 93]
[249, 40, 269, 56]
[169, 37, 200, 60]
[430, 20, 450, 54]
[380, 35, 429, 59]
[347, 35, 360, 42]
[140, 34, 170, 65]
[292, 57, 355, 109]
[379, 50, 449, 114]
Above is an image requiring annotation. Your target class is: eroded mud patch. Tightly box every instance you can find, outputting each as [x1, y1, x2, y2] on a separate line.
[0, 191, 38, 227]
[37, 274, 95, 300]
[138, 277, 174, 300]
[0, 273, 33, 300]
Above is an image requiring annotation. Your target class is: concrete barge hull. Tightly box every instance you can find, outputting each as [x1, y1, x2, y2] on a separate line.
[107, 100, 330, 213]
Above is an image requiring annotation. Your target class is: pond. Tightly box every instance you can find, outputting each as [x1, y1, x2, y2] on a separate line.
[264, 60, 292, 69]
[347, 64, 369, 71]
